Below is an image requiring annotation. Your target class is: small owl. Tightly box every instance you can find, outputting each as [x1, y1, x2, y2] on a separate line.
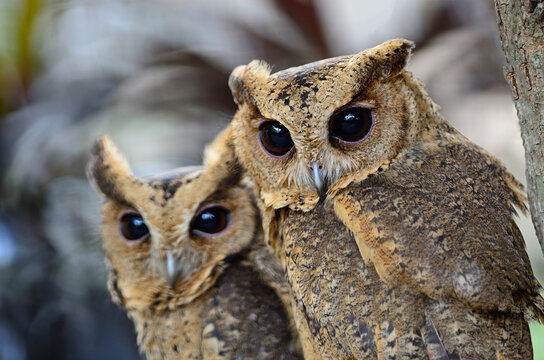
[87, 131, 301, 360]
[228, 39, 544, 359]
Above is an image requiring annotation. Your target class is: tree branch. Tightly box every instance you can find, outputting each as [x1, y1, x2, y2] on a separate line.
[494, 0, 544, 253]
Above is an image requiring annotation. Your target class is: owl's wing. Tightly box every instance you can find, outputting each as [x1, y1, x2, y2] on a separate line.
[333, 139, 542, 313]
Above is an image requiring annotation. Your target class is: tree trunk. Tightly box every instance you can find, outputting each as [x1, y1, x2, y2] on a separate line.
[494, 0, 544, 253]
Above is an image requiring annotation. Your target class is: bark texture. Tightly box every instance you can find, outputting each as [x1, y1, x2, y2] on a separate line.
[494, 0, 544, 253]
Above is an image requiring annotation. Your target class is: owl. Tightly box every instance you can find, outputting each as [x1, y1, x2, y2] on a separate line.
[227, 39, 544, 359]
[87, 131, 301, 360]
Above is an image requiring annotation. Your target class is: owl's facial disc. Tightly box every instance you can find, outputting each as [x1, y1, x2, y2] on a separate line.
[157, 204, 233, 288]
[309, 105, 375, 198]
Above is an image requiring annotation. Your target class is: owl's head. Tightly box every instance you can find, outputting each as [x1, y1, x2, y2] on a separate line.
[229, 39, 453, 211]
[88, 131, 258, 313]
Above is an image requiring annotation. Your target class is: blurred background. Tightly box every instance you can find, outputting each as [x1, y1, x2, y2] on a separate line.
[0, 0, 542, 358]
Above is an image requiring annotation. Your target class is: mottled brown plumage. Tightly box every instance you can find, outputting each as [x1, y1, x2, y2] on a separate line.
[228, 39, 544, 359]
[88, 132, 301, 360]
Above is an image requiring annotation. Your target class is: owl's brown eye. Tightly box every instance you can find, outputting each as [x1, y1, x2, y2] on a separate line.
[330, 106, 374, 144]
[259, 121, 294, 157]
[191, 205, 230, 236]
[119, 211, 149, 243]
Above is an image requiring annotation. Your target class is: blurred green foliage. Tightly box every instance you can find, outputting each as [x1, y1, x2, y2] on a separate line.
[532, 321, 544, 360]
[0, 0, 41, 117]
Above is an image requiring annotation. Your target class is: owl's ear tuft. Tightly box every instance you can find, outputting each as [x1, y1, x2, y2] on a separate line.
[229, 60, 271, 105]
[228, 65, 248, 106]
[353, 39, 415, 81]
[87, 134, 134, 203]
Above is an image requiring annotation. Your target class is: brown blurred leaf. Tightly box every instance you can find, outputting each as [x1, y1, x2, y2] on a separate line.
[274, 0, 329, 56]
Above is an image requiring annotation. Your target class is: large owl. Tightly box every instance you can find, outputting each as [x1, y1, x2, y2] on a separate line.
[228, 39, 544, 359]
[87, 131, 301, 360]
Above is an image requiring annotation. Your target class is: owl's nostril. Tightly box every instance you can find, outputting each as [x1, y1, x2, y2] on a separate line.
[309, 162, 323, 171]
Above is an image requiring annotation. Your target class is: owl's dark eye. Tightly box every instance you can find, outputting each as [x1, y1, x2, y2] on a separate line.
[191, 205, 230, 236]
[330, 106, 374, 144]
[119, 211, 149, 243]
[259, 120, 294, 157]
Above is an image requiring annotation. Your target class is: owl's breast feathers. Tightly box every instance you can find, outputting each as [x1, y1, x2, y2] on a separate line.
[333, 137, 544, 320]
[201, 262, 301, 360]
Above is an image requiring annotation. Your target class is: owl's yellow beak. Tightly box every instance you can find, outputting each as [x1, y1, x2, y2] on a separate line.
[311, 162, 326, 197]
[166, 251, 179, 287]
